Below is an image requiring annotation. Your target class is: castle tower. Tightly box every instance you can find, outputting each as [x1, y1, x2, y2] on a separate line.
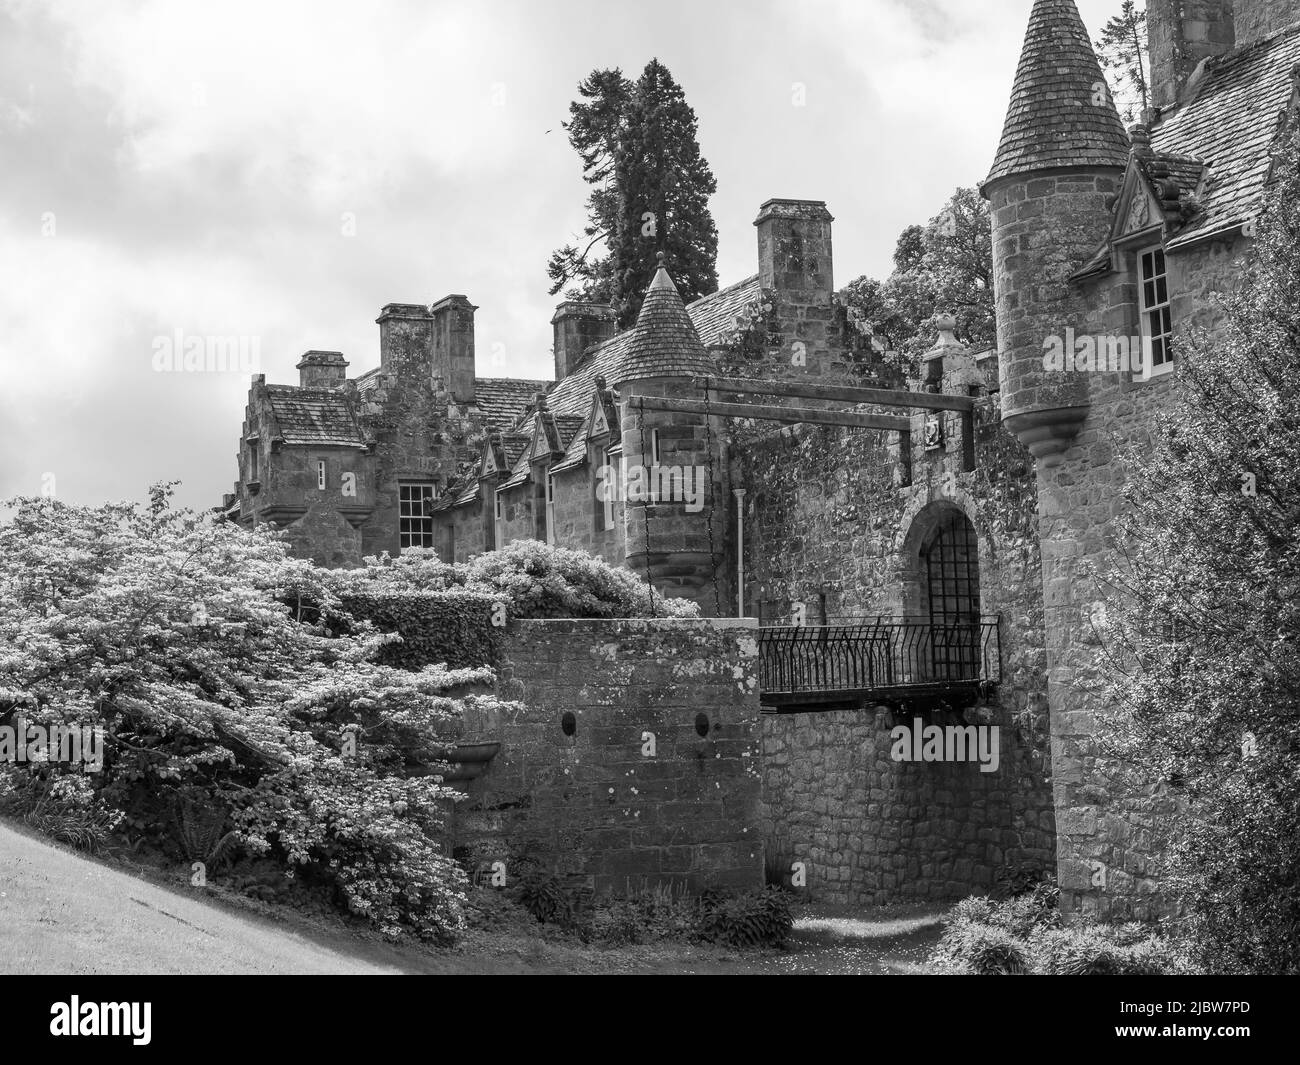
[617, 255, 724, 614]
[983, 0, 1130, 463]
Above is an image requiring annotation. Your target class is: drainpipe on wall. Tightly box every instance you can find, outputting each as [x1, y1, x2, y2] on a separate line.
[734, 489, 747, 617]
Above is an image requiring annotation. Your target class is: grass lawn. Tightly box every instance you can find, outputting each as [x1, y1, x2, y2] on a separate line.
[0, 818, 944, 974]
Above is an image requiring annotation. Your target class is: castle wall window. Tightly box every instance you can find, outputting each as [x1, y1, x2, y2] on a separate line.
[1138, 246, 1174, 381]
[317, 459, 326, 490]
[596, 448, 616, 533]
[398, 482, 436, 550]
[544, 472, 556, 546]
[533, 472, 548, 543]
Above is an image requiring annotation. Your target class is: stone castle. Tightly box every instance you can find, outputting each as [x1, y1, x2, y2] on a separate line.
[220, 0, 1300, 917]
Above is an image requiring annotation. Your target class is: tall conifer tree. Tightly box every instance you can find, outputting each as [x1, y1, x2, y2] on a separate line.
[549, 59, 718, 328]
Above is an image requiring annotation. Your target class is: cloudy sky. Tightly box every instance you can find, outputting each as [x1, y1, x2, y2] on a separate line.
[0, 0, 1122, 511]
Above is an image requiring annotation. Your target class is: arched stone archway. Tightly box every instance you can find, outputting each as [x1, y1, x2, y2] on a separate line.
[900, 501, 983, 681]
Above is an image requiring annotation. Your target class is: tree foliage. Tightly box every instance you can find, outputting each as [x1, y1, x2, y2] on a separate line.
[839, 187, 994, 376]
[1095, 0, 1150, 125]
[1095, 130, 1300, 974]
[548, 59, 718, 328]
[0, 486, 511, 940]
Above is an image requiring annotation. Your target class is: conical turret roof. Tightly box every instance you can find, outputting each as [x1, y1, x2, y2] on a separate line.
[986, 0, 1131, 187]
[615, 254, 715, 385]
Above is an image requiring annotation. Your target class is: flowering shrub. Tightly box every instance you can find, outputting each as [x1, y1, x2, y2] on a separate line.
[927, 890, 1196, 975]
[333, 540, 700, 620]
[0, 485, 517, 941]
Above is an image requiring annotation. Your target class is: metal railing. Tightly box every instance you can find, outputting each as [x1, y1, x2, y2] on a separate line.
[757, 616, 1001, 700]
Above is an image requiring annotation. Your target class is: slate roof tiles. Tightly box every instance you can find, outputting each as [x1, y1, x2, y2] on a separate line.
[1152, 21, 1300, 247]
[264, 386, 367, 447]
[986, 0, 1131, 186]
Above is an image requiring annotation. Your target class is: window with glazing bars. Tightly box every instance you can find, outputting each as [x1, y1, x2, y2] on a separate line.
[922, 512, 981, 680]
[399, 483, 436, 550]
[1139, 246, 1174, 379]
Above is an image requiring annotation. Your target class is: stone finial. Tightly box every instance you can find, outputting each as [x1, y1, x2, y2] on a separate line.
[1129, 124, 1154, 158]
[922, 314, 983, 396]
[534, 391, 548, 412]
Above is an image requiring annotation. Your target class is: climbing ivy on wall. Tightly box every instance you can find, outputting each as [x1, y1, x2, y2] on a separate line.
[333, 591, 504, 671]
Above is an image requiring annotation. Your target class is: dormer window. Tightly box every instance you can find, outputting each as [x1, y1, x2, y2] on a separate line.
[1137, 246, 1174, 381]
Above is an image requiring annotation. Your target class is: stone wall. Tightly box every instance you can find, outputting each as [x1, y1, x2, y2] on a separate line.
[279, 494, 364, 568]
[450, 618, 765, 894]
[548, 460, 626, 567]
[738, 354, 1057, 905]
[497, 477, 542, 545]
[1236, 0, 1300, 45]
[1020, 234, 1242, 920]
[762, 706, 1055, 904]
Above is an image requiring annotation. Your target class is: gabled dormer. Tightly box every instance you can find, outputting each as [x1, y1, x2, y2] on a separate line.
[480, 430, 507, 479]
[589, 375, 619, 444]
[1072, 128, 1207, 285]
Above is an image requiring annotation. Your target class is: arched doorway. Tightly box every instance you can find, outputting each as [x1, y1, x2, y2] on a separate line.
[918, 508, 981, 680]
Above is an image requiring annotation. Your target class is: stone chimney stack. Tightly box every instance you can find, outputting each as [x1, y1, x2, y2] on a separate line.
[1148, 0, 1236, 112]
[551, 301, 617, 381]
[753, 198, 843, 383]
[754, 198, 834, 299]
[377, 303, 435, 377]
[430, 294, 477, 404]
[296, 350, 348, 388]
[1235, 0, 1299, 45]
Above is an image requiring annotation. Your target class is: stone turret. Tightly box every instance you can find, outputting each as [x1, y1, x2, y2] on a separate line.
[618, 254, 723, 614]
[983, 0, 1130, 464]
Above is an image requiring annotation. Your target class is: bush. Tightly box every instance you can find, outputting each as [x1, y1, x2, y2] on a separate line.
[1034, 923, 1196, 976]
[694, 887, 794, 949]
[332, 541, 700, 621]
[0, 487, 522, 942]
[486, 874, 791, 951]
[1094, 128, 1300, 974]
[932, 919, 1033, 975]
[333, 591, 504, 671]
[929, 892, 1194, 975]
[512, 868, 579, 927]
